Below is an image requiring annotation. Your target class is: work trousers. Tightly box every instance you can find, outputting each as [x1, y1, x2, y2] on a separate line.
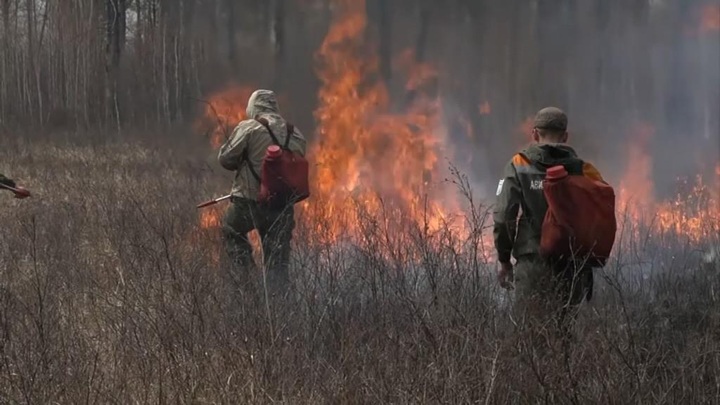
[513, 255, 594, 340]
[221, 197, 295, 293]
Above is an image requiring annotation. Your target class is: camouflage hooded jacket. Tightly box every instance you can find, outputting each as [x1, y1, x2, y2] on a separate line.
[492, 143, 605, 263]
[218, 90, 307, 200]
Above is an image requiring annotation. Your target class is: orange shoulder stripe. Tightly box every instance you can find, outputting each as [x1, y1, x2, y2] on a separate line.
[512, 154, 531, 166]
[583, 162, 604, 182]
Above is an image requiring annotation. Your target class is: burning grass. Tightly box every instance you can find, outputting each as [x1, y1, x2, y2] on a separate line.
[1, 133, 719, 403]
[616, 122, 720, 246]
[196, 0, 461, 247]
[1, 1, 717, 402]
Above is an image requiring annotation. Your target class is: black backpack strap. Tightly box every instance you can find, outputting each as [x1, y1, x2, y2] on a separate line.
[563, 159, 584, 175]
[242, 148, 261, 182]
[242, 118, 293, 183]
[284, 123, 294, 149]
[255, 117, 282, 147]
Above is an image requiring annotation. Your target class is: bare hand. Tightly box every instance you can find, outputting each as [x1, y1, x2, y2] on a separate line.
[497, 262, 514, 290]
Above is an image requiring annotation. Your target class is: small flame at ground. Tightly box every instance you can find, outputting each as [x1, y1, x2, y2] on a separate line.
[617, 122, 719, 243]
[617, 122, 655, 222]
[199, 207, 223, 229]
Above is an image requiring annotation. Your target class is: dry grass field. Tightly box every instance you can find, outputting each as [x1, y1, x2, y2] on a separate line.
[1, 132, 718, 404]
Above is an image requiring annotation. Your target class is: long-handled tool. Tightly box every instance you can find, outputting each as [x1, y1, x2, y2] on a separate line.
[196, 194, 232, 209]
[0, 183, 31, 199]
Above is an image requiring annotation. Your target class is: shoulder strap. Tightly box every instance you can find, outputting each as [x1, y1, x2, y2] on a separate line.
[285, 123, 294, 149]
[564, 159, 585, 176]
[242, 148, 261, 182]
[255, 117, 282, 147]
[242, 118, 294, 182]
[255, 117, 295, 150]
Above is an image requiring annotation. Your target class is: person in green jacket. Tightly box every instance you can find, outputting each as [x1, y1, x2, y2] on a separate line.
[218, 89, 307, 293]
[493, 107, 606, 336]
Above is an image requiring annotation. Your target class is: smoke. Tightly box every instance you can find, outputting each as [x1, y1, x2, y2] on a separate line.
[187, 1, 719, 208]
[370, 1, 720, 200]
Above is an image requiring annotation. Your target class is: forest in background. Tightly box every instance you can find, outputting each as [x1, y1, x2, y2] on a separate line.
[0, 2, 719, 402]
[1, 0, 718, 194]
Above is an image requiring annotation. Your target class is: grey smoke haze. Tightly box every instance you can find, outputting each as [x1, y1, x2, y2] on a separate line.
[397, 0, 720, 199]
[1, 0, 717, 201]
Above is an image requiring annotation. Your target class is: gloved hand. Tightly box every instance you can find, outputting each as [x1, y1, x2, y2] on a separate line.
[0, 174, 17, 189]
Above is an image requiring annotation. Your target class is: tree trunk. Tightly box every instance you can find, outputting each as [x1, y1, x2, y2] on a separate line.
[26, 0, 35, 122]
[226, 0, 236, 66]
[105, 0, 125, 130]
[1, 0, 11, 123]
[365, 0, 392, 85]
[271, 0, 285, 91]
[413, 2, 430, 65]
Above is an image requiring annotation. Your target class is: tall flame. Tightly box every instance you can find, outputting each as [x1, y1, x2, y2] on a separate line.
[194, 1, 463, 259]
[302, 0, 459, 241]
[195, 1, 718, 265]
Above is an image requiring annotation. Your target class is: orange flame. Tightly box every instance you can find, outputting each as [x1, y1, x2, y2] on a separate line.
[478, 101, 492, 116]
[194, 86, 262, 262]
[617, 122, 719, 243]
[196, 85, 254, 148]
[395, 49, 439, 92]
[617, 122, 655, 223]
[301, 0, 461, 243]
[194, 85, 251, 233]
[199, 207, 223, 229]
[700, 4, 720, 33]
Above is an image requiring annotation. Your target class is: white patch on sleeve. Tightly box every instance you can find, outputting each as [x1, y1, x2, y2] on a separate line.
[496, 179, 505, 196]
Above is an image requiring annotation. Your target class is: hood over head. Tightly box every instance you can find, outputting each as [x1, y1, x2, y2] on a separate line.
[246, 89, 280, 119]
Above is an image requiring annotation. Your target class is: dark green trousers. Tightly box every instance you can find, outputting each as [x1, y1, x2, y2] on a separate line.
[513, 255, 593, 338]
[221, 197, 295, 291]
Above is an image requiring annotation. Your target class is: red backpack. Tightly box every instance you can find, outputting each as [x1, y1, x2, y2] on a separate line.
[246, 118, 310, 209]
[540, 164, 617, 267]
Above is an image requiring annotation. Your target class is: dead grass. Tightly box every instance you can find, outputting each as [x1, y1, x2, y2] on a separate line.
[1, 133, 718, 404]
